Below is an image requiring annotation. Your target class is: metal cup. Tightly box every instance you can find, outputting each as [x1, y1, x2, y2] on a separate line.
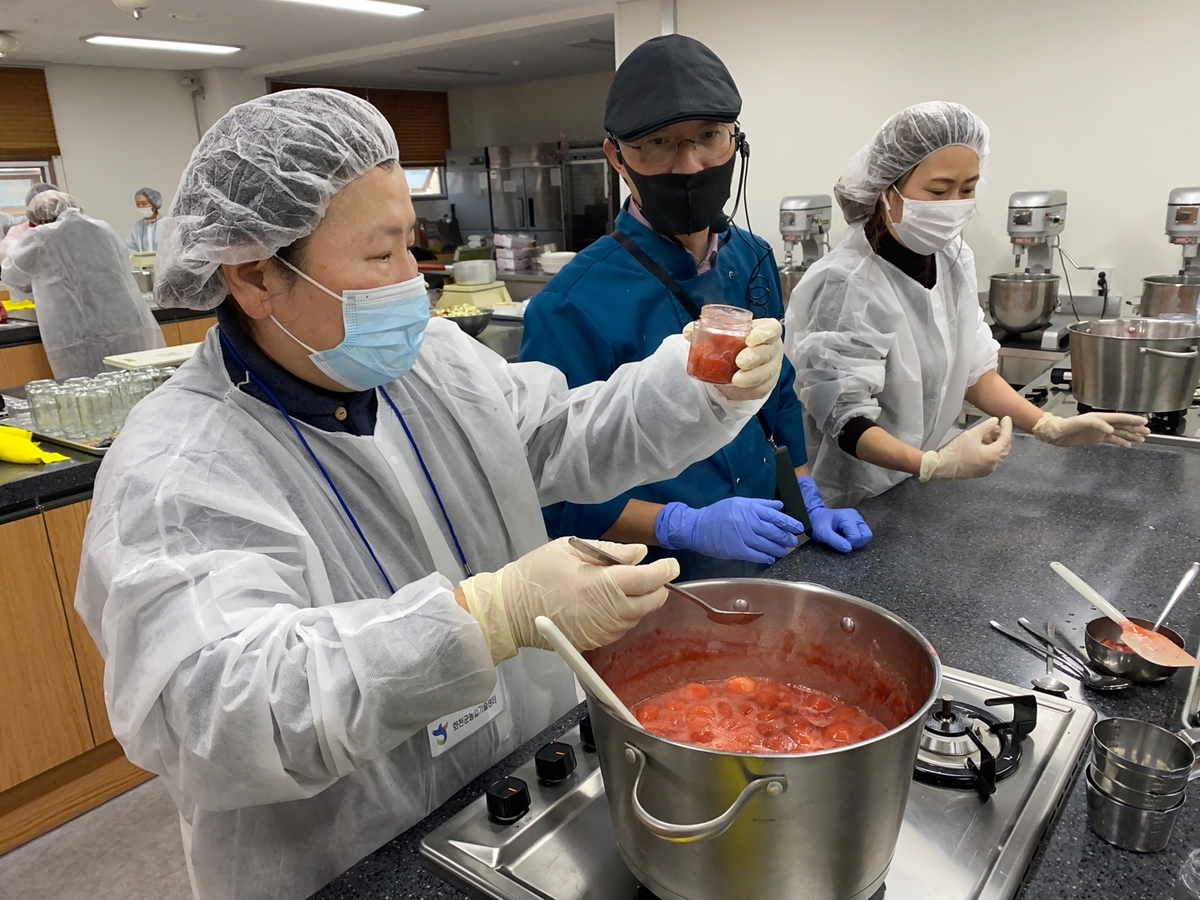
[1088, 762, 1186, 811]
[1086, 768, 1184, 852]
[1091, 718, 1200, 797]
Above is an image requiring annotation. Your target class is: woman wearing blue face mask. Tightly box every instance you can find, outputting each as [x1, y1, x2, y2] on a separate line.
[74, 89, 786, 900]
[784, 101, 1148, 506]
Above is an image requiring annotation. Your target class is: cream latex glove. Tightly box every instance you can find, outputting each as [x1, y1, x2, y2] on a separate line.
[919, 416, 1013, 482]
[683, 317, 784, 402]
[459, 537, 678, 665]
[1032, 412, 1149, 448]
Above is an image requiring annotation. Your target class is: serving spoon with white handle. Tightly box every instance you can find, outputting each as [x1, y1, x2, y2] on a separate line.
[534, 615, 641, 728]
[1051, 561, 1200, 668]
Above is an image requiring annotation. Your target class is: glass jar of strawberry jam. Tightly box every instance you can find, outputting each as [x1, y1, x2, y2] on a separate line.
[686, 304, 753, 384]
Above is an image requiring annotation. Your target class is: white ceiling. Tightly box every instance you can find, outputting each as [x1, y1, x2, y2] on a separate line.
[0, 0, 615, 89]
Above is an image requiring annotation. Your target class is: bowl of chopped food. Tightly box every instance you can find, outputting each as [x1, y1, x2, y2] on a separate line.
[1085, 616, 1187, 683]
[433, 304, 493, 337]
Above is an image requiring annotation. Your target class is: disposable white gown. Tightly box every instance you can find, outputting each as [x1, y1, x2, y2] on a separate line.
[76, 317, 761, 900]
[784, 225, 999, 506]
[1, 210, 163, 378]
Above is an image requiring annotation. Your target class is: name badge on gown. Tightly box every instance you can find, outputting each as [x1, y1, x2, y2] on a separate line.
[426, 681, 507, 758]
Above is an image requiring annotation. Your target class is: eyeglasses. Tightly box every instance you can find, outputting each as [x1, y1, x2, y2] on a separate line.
[620, 123, 738, 169]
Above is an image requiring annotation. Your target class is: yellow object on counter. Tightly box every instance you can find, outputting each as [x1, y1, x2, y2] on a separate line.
[2, 298, 35, 311]
[0, 425, 69, 465]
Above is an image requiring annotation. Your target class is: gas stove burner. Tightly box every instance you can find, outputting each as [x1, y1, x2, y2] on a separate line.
[1076, 402, 1189, 436]
[914, 694, 1037, 802]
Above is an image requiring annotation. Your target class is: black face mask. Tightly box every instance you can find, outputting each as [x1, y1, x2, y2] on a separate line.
[624, 153, 737, 237]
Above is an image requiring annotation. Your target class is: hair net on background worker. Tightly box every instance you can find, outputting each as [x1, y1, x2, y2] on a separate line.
[833, 101, 990, 225]
[155, 88, 400, 311]
[26, 190, 80, 225]
[135, 186, 163, 209]
[25, 182, 56, 206]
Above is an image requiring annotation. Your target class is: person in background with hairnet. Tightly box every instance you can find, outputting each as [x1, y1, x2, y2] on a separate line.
[0, 182, 56, 266]
[126, 186, 163, 253]
[73, 88, 786, 900]
[784, 101, 1149, 506]
[522, 35, 872, 578]
[1, 190, 164, 378]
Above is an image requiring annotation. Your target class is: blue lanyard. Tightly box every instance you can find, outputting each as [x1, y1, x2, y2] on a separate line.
[218, 328, 473, 585]
[378, 391, 473, 577]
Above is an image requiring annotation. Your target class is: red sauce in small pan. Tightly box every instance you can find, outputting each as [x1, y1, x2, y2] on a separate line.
[1097, 636, 1133, 653]
[633, 675, 888, 754]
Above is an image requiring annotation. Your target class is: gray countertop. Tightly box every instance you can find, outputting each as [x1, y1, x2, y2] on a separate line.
[0, 305, 214, 349]
[312, 435, 1200, 900]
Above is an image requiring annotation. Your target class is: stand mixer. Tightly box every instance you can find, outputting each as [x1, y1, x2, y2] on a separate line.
[778, 194, 831, 302]
[990, 190, 1097, 346]
[1140, 187, 1200, 319]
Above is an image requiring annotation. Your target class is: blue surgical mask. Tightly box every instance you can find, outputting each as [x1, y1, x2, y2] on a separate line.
[272, 258, 430, 391]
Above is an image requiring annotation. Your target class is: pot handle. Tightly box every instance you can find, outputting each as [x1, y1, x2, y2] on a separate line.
[623, 742, 787, 843]
[1140, 346, 1199, 359]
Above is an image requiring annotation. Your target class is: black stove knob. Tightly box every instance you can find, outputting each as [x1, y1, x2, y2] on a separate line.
[485, 776, 530, 825]
[535, 742, 577, 784]
[579, 715, 596, 751]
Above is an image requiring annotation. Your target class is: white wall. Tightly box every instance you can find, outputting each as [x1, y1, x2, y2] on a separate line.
[448, 70, 613, 149]
[195, 67, 268, 133]
[617, 0, 1200, 299]
[44, 64, 200, 241]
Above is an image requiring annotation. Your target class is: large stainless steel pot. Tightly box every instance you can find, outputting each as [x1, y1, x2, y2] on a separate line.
[1068, 317, 1200, 412]
[583, 579, 941, 900]
[989, 272, 1060, 333]
[1141, 275, 1200, 319]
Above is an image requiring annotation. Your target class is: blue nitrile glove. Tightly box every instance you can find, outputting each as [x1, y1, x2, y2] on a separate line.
[655, 497, 804, 565]
[798, 476, 873, 554]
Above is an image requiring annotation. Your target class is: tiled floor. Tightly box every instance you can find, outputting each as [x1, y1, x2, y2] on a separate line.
[0, 777, 192, 900]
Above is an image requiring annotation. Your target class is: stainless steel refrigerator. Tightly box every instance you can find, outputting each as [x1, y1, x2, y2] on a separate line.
[487, 143, 565, 249]
[444, 148, 492, 239]
[560, 146, 620, 251]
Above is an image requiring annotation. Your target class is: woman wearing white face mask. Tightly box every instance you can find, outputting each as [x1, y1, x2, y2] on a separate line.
[74, 89, 785, 900]
[784, 101, 1148, 506]
[126, 186, 163, 253]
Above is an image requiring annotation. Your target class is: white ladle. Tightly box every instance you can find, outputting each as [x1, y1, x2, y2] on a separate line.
[535, 615, 641, 728]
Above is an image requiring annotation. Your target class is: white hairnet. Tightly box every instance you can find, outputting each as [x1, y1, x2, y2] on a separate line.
[26, 182, 56, 205]
[27, 190, 80, 224]
[135, 186, 162, 208]
[156, 88, 400, 311]
[834, 101, 990, 225]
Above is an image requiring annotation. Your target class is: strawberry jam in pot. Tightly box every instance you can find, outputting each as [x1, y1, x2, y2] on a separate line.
[633, 675, 888, 754]
[686, 304, 753, 385]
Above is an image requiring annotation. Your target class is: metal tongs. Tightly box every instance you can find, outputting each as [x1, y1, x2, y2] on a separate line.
[568, 537, 763, 625]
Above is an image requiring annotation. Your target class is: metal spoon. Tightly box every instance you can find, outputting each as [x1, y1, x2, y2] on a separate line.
[1016, 617, 1133, 692]
[990, 621, 1132, 692]
[568, 537, 763, 625]
[1154, 562, 1200, 632]
[1031, 621, 1071, 695]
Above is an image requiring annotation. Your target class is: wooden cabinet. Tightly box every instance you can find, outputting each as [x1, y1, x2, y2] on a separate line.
[175, 316, 216, 345]
[44, 501, 111, 744]
[0, 342, 53, 387]
[159, 316, 215, 347]
[0, 515, 93, 791]
[0, 500, 153, 853]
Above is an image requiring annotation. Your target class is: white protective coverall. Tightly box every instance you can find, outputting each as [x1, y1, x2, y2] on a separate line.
[0, 209, 163, 377]
[785, 226, 999, 506]
[76, 315, 761, 900]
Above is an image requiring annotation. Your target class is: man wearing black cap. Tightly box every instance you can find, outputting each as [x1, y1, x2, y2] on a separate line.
[520, 34, 872, 579]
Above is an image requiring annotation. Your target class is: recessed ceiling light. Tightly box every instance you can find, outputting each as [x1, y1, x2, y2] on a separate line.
[170, 13, 206, 20]
[274, 0, 425, 17]
[84, 35, 241, 55]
